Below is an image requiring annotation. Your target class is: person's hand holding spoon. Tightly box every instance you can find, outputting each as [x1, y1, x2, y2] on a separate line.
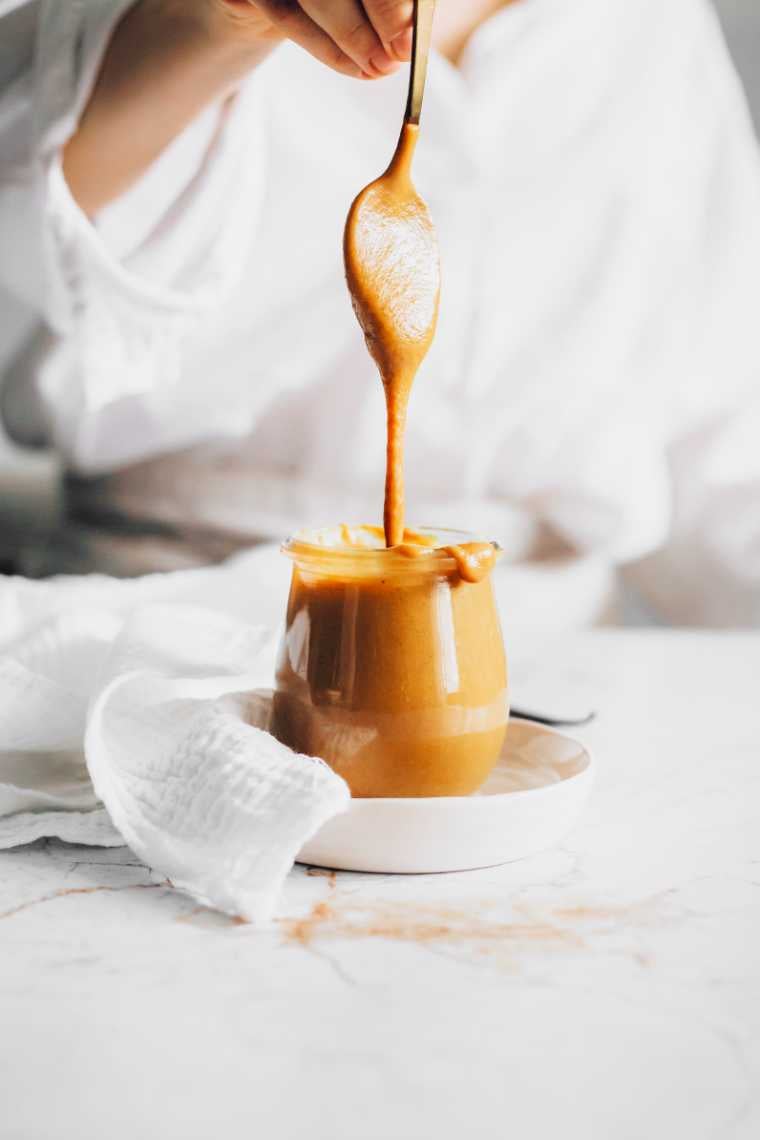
[215, 0, 416, 79]
[64, 1, 417, 213]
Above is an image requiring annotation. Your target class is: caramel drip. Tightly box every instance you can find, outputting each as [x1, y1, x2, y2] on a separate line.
[344, 123, 440, 547]
[442, 542, 497, 584]
[334, 525, 497, 584]
[396, 539, 497, 583]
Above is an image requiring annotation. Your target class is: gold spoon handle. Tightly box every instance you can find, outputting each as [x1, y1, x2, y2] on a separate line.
[404, 0, 437, 125]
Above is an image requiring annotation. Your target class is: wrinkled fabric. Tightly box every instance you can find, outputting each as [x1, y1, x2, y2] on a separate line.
[0, 549, 350, 922]
[1, 0, 760, 625]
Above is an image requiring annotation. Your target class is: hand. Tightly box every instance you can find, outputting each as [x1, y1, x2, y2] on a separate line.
[211, 1, 415, 79]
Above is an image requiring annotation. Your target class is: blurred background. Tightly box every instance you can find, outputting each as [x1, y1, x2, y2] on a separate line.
[1, 0, 759, 581]
[714, 0, 760, 132]
[3, 0, 758, 475]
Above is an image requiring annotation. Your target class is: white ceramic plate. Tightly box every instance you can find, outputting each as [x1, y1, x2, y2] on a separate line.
[297, 718, 594, 874]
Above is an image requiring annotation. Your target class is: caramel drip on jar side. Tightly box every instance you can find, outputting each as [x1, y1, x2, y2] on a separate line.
[344, 123, 440, 548]
[441, 542, 497, 584]
[395, 538, 497, 583]
[335, 526, 497, 583]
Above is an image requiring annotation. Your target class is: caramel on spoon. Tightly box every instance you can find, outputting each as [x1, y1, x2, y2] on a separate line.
[343, 0, 440, 548]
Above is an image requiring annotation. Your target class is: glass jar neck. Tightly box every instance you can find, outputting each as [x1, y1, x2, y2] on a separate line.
[282, 525, 497, 583]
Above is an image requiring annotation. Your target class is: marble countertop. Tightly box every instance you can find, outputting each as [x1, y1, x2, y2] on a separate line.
[1, 630, 758, 1140]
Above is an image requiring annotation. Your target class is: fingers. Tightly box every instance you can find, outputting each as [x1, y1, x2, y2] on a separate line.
[226, 0, 414, 80]
[362, 0, 415, 60]
[251, 1, 367, 77]
[299, 0, 399, 76]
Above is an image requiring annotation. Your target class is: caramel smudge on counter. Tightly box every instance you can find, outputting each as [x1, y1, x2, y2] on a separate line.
[306, 868, 337, 890]
[176, 905, 248, 927]
[283, 901, 335, 946]
[279, 891, 677, 961]
[279, 899, 582, 950]
[550, 897, 674, 928]
[554, 905, 633, 922]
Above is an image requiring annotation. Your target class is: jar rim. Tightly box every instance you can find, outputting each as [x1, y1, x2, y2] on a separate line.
[281, 524, 500, 576]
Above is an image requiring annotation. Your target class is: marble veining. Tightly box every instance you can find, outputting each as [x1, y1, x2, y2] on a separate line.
[1, 632, 758, 1140]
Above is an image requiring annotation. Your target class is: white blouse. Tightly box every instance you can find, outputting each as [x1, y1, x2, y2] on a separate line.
[1, 0, 760, 625]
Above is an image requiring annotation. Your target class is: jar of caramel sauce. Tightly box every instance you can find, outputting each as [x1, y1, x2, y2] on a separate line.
[271, 526, 509, 798]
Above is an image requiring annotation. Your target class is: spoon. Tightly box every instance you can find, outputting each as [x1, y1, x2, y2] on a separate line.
[343, 0, 440, 548]
[405, 0, 437, 126]
[509, 707, 598, 729]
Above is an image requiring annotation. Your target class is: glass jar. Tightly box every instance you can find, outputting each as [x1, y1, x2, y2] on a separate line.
[271, 527, 509, 797]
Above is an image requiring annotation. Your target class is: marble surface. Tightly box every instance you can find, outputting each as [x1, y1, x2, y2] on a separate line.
[1, 630, 758, 1140]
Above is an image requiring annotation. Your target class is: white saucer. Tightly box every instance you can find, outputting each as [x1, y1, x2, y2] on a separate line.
[297, 718, 594, 874]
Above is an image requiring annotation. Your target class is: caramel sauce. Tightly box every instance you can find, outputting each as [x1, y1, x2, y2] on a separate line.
[271, 88, 507, 796]
[396, 540, 496, 583]
[333, 526, 498, 585]
[344, 123, 440, 548]
[272, 556, 508, 797]
[354, 523, 437, 549]
[441, 542, 497, 584]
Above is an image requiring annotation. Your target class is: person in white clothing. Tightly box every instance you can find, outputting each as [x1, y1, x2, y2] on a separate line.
[1, 0, 760, 627]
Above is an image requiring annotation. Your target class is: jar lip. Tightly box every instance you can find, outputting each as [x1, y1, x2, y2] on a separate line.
[281, 524, 500, 574]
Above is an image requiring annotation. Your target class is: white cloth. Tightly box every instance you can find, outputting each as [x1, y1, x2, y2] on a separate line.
[2, 0, 760, 624]
[0, 546, 350, 922]
[0, 532, 615, 917]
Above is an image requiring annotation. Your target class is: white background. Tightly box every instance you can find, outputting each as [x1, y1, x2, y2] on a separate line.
[1, 0, 759, 469]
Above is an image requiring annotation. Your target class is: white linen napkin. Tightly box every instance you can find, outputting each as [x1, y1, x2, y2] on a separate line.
[0, 538, 614, 919]
[0, 547, 349, 922]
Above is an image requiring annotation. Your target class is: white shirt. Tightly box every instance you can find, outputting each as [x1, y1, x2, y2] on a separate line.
[1, 0, 760, 625]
